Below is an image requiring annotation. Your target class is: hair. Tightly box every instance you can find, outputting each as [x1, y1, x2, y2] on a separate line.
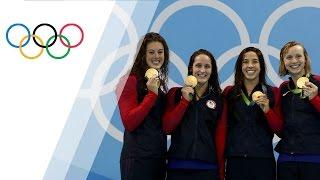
[279, 41, 312, 76]
[232, 46, 267, 96]
[187, 49, 221, 94]
[130, 32, 169, 96]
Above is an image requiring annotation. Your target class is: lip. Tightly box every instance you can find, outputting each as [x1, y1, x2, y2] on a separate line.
[289, 64, 300, 69]
[246, 70, 256, 75]
[196, 74, 207, 78]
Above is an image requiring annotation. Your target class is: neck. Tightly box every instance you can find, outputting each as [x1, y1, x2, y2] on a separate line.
[195, 82, 208, 98]
[244, 78, 259, 95]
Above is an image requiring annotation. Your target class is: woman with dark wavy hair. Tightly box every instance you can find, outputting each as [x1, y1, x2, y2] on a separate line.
[220, 47, 282, 180]
[162, 49, 226, 180]
[116, 32, 169, 180]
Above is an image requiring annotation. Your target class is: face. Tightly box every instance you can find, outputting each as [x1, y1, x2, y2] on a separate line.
[242, 51, 261, 82]
[283, 45, 306, 77]
[192, 54, 212, 85]
[145, 41, 164, 70]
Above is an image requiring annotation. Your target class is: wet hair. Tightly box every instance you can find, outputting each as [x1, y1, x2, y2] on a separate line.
[130, 32, 169, 95]
[188, 49, 221, 94]
[231, 47, 267, 97]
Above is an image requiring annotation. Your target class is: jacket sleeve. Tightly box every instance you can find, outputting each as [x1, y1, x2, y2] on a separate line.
[214, 86, 233, 180]
[116, 75, 158, 132]
[264, 86, 284, 137]
[310, 75, 320, 112]
[310, 95, 320, 112]
[215, 97, 228, 180]
[162, 87, 189, 134]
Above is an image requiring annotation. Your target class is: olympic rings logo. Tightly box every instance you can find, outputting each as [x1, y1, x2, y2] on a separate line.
[6, 23, 84, 60]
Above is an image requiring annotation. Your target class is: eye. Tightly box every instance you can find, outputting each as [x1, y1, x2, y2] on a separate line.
[205, 64, 211, 69]
[242, 59, 249, 64]
[195, 64, 202, 68]
[285, 55, 293, 60]
[253, 59, 259, 64]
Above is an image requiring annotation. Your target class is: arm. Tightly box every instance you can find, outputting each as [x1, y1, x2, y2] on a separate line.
[215, 98, 228, 180]
[116, 75, 158, 132]
[162, 87, 190, 134]
[308, 75, 320, 112]
[264, 87, 284, 137]
[214, 87, 233, 180]
[310, 95, 320, 112]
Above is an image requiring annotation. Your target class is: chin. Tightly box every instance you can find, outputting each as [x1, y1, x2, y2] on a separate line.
[198, 80, 209, 85]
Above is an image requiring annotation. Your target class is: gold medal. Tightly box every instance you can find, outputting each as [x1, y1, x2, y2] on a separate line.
[145, 68, 159, 79]
[297, 77, 309, 88]
[252, 91, 264, 102]
[184, 75, 198, 88]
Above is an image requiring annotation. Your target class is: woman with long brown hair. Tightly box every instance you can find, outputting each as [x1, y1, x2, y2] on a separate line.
[163, 49, 225, 180]
[221, 47, 282, 180]
[116, 32, 169, 180]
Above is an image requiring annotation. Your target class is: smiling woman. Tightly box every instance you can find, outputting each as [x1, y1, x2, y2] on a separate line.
[116, 32, 169, 180]
[221, 47, 283, 180]
[276, 41, 320, 180]
[162, 49, 225, 180]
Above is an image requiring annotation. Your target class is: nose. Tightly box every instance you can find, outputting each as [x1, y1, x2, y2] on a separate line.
[292, 57, 298, 62]
[154, 52, 160, 58]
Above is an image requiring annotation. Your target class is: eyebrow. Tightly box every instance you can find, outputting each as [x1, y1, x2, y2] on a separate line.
[147, 48, 164, 51]
[243, 58, 258, 60]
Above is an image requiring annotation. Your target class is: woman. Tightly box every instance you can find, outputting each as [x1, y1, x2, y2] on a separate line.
[116, 32, 169, 180]
[162, 49, 225, 180]
[276, 41, 320, 180]
[221, 47, 282, 180]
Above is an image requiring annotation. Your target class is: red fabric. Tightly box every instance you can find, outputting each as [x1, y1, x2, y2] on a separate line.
[215, 97, 228, 180]
[310, 95, 320, 112]
[215, 86, 234, 180]
[264, 87, 284, 137]
[162, 87, 189, 134]
[116, 75, 158, 132]
[310, 75, 320, 112]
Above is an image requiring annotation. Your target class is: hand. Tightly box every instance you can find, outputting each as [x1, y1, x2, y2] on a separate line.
[146, 75, 160, 95]
[303, 81, 318, 100]
[181, 86, 194, 101]
[254, 94, 270, 113]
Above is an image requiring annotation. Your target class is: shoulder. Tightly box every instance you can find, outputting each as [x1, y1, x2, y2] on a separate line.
[312, 74, 320, 82]
[167, 87, 182, 95]
[279, 80, 289, 89]
[222, 85, 234, 96]
[116, 74, 137, 92]
[266, 84, 279, 92]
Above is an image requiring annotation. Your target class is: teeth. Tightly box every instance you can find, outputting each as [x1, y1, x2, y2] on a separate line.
[197, 74, 206, 77]
[290, 65, 299, 68]
[247, 70, 255, 75]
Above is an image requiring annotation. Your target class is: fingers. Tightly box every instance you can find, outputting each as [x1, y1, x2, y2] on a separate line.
[254, 94, 269, 105]
[303, 81, 318, 99]
[146, 75, 160, 94]
[254, 94, 270, 112]
[181, 86, 194, 101]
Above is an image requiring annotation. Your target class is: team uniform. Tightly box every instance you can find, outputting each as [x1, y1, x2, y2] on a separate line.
[116, 74, 167, 180]
[276, 74, 320, 180]
[162, 87, 225, 180]
[222, 84, 282, 180]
